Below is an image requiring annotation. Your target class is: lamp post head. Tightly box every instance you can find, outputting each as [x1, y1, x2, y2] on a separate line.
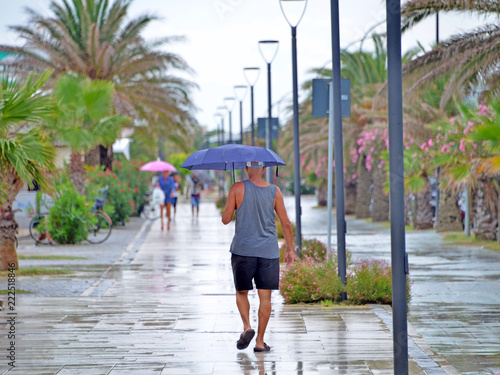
[223, 97, 236, 111]
[233, 85, 248, 102]
[279, 0, 308, 27]
[243, 67, 261, 86]
[258, 40, 279, 64]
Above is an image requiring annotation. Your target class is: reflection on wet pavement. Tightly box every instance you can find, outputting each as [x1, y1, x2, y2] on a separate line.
[1, 195, 498, 374]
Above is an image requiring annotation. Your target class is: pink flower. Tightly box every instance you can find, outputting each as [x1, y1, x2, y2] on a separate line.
[459, 139, 465, 152]
[428, 139, 433, 147]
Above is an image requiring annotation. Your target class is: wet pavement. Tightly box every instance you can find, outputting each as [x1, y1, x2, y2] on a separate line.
[0, 195, 498, 374]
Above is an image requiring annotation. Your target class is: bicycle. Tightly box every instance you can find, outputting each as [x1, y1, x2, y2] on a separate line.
[141, 191, 161, 221]
[29, 187, 112, 244]
[86, 186, 113, 244]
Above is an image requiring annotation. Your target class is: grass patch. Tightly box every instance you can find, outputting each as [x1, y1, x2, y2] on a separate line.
[442, 233, 500, 251]
[18, 255, 86, 260]
[0, 289, 32, 294]
[0, 268, 73, 276]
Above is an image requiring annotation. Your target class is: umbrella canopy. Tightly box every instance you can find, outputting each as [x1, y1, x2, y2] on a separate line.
[180, 144, 286, 171]
[191, 170, 214, 186]
[140, 159, 177, 172]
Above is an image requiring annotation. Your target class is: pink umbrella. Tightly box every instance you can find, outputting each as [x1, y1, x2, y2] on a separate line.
[140, 159, 177, 172]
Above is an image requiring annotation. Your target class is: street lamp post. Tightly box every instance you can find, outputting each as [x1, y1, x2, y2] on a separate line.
[233, 85, 248, 145]
[280, 0, 307, 253]
[217, 106, 227, 145]
[243, 67, 261, 146]
[223, 97, 236, 144]
[258, 40, 279, 183]
[214, 113, 223, 146]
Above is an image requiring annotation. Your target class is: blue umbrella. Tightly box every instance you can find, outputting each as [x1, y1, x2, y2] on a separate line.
[180, 144, 286, 171]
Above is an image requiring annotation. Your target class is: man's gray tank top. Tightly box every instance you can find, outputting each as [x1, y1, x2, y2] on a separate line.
[230, 180, 279, 259]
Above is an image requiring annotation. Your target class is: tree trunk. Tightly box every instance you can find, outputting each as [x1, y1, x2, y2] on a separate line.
[405, 194, 414, 227]
[372, 167, 389, 222]
[345, 179, 357, 215]
[355, 154, 372, 219]
[69, 151, 86, 195]
[435, 189, 462, 232]
[415, 181, 434, 230]
[101, 146, 113, 171]
[0, 168, 23, 270]
[473, 176, 498, 241]
[316, 183, 333, 207]
[86, 145, 113, 171]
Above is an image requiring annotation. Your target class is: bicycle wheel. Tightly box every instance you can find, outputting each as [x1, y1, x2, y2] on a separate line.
[86, 212, 112, 244]
[142, 201, 161, 221]
[29, 214, 51, 245]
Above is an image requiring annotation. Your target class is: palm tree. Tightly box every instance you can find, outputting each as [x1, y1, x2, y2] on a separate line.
[0, 0, 198, 165]
[466, 100, 500, 241]
[401, 0, 500, 108]
[0, 71, 56, 271]
[48, 74, 130, 194]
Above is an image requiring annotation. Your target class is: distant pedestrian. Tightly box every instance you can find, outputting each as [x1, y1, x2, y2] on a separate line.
[172, 175, 181, 218]
[158, 170, 175, 230]
[186, 172, 203, 220]
[222, 161, 294, 352]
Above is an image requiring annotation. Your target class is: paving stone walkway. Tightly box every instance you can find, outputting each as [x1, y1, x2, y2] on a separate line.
[1, 199, 459, 374]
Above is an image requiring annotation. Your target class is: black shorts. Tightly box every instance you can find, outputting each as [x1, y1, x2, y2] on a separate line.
[231, 253, 280, 291]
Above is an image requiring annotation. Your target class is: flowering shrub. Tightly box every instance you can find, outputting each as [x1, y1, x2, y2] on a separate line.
[44, 181, 94, 244]
[280, 257, 344, 304]
[346, 259, 392, 304]
[279, 238, 327, 262]
[86, 160, 151, 223]
[111, 160, 151, 216]
[355, 127, 389, 172]
[279, 240, 412, 305]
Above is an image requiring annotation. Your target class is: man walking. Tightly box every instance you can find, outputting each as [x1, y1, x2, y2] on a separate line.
[222, 161, 294, 352]
[186, 172, 203, 220]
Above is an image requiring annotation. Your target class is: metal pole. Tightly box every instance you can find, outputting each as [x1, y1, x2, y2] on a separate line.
[436, 12, 439, 45]
[291, 25, 302, 253]
[465, 188, 470, 237]
[221, 118, 225, 145]
[228, 110, 233, 144]
[239, 100, 244, 180]
[251, 85, 255, 146]
[330, 0, 346, 299]
[266, 62, 273, 183]
[386, 0, 409, 373]
[239, 100, 243, 145]
[327, 82, 334, 256]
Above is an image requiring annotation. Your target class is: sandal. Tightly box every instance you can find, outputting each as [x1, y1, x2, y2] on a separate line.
[253, 343, 271, 352]
[236, 329, 255, 350]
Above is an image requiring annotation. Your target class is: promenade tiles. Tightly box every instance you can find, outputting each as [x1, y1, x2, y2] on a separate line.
[1, 201, 455, 374]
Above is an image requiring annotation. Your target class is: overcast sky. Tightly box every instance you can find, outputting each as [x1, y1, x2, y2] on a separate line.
[0, 0, 492, 133]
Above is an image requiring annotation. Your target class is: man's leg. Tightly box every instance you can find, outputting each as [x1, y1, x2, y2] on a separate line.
[255, 289, 272, 349]
[235, 290, 252, 333]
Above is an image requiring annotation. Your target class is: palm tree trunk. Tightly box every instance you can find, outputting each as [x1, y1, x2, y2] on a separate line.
[85, 145, 113, 171]
[372, 167, 389, 222]
[345, 180, 357, 215]
[415, 181, 434, 230]
[0, 209, 19, 270]
[69, 151, 86, 195]
[473, 176, 498, 241]
[355, 154, 372, 219]
[316, 183, 331, 207]
[405, 194, 414, 227]
[0, 169, 23, 270]
[435, 189, 462, 232]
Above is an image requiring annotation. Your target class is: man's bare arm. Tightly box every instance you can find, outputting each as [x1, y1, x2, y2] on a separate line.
[274, 187, 295, 265]
[222, 184, 237, 225]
